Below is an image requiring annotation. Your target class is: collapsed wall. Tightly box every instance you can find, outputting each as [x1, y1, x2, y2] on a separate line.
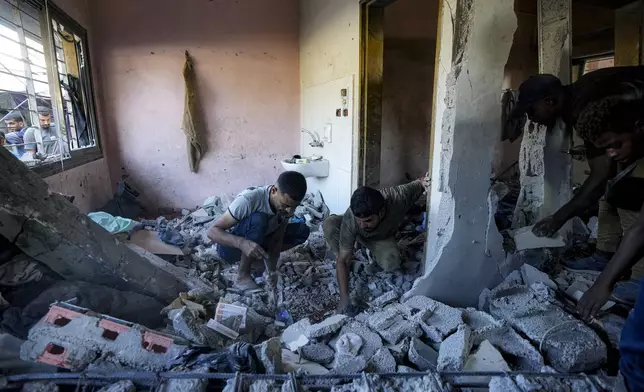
[0, 146, 192, 302]
[408, 0, 518, 307]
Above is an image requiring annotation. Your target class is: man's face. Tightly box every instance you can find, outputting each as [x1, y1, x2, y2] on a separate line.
[271, 188, 300, 217]
[355, 214, 381, 232]
[594, 132, 643, 164]
[527, 98, 558, 127]
[39, 114, 51, 129]
[5, 119, 24, 133]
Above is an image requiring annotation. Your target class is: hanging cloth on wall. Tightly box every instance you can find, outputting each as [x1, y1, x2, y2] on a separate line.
[182, 51, 206, 173]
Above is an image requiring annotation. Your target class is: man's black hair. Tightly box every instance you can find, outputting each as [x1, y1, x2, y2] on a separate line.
[4, 112, 24, 122]
[577, 96, 644, 142]
[277, 171, 307, 201]
[37, 107, 52, 116]
[350, 186, 385, 218]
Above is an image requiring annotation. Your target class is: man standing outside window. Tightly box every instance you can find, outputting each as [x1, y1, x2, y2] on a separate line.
[3, 112, 27, 158]
[23, 109, 60, 157]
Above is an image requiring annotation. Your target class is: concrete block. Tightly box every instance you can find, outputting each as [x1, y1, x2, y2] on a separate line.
[159, 367, 208, 392]
[371, 291, 399, 308]
[489, 284, 606, 372]
[404, 296, 463, 342]
[472, 322, 543, 371]
[333, 321, 383, 359]
[397, 365, 416, 373]
[513, 225, 565, 251]
[170, 308, 208, 345]
[520, 264, 557, 290]
[479, 288, 491, 312]
[334, 333, 363, 356]
[306, 315, 347, 339]
[281, 349, 329, 375]
[255, 337, 282, 374]
[367, 307, 400, 330]
[97, 381, 136, 392]
[408, 337, 438, 371]
[332, 354, 367, 374]
[463, 340, 510, 373]
[437, 325, 472, 371]
[20, 304, 187, 371]
[21, 383, 59, 392]
[366, 348, 396, 373]
[280, 318, 311, 352]
[301, 343, 335, 364]
[387, 338, 409, 364]
[462, 308, 501, 330]
[378, 316, 422, 344]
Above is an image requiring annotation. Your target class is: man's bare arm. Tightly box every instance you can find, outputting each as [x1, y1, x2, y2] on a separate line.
[266, 221, 288, 271]
[337, 249, 352, 307]
[533, 155, 614, 236]
[208, 211, 267, 259]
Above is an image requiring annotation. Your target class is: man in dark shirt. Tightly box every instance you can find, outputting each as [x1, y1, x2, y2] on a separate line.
[512, 67, 644, 276]
[570, 100, 644, 392]
[323, 176, 428, 314]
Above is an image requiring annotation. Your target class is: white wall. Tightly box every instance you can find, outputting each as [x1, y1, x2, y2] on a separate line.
[299, 0, 360, 214]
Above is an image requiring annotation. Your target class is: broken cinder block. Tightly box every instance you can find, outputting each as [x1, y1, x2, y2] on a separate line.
[437, 325, 472, 371]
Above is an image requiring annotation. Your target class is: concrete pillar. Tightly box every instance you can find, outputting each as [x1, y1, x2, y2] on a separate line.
[407, 0, 517, 307]
[513, 0, 572, 231]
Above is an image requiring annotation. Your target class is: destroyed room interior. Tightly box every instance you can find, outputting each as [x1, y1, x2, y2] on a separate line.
[3, 0, 644, 390]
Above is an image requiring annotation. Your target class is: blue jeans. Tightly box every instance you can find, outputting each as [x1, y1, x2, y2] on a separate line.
[218, 212, 310, 263]
[620, 277, 644, 391]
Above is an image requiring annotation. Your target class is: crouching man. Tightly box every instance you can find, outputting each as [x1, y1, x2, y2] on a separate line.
[208, 171, 310, 291]
[323, 176, 429, 314]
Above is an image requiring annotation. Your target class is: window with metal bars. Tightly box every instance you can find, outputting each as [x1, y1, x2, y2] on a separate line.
[0, 0, 100, 174]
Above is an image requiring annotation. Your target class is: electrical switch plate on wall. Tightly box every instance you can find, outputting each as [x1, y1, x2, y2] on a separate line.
[323, 123, 332, 143]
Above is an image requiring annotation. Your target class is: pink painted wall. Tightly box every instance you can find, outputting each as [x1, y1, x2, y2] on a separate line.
[89, 0, 300, 209]
[43, 0, 113, 214]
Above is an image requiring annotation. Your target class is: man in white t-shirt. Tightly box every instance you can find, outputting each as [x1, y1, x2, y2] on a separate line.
[208, 171, 310, 290]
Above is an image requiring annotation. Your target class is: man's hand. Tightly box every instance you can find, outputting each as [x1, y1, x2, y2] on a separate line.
[240, 239, 268, 260]
[420, 172, 431, 192]
[578, 280, 612, 320]
[532, 215, 564, 237]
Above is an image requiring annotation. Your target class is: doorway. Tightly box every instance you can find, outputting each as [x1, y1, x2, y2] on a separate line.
[357, 0, 441, 188]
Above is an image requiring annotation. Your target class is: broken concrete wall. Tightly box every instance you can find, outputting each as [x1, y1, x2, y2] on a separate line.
[409, 0, 517, 307]
[89, 0, 300, 209]
[380, 0, 439, 187]
[513, 0, 572, 229]
[0, 147, 192, 302]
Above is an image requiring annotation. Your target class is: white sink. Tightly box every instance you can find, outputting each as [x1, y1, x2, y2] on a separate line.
[281, 158, 330, 178]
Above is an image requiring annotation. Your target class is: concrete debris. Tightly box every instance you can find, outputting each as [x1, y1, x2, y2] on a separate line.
[331, 373, 447, 392]
[281, 319, 311, 352]
[21, 383, 59, 392]
[520, 264, 557, 290]
[333, 321, 383, 359]
[334, 333, 363, 356]
[513, 225, 565, 251]
[21, 304, 187, 371]
[462, 308, 500, 330]
[370, 291, 399, 308]
[255, 337, 283, 374]
[479, 288, 491, 312]
[408, 337, 438, 371]
[437, 325, 472, 371]
[471, 321, 544, 371]
[397, 365, 416, 373]
[489, 283, 607, 372]
[404, 296, 463, 342]
[387, 337, 410, 364]
[378, 315, 422, 345]
[331, 354, 367, 374]
[367, 307, 401, 330]
[301, 343, 335, 364]
[281, 349, 329, 375]
[366, 347, 396, 373]
[306, 315, 348, 339]
[97, 381, 136, 392]
[489, 374, 604, 392]
[463, 339, 510, 378]
[159, 366, 209, 392]
[170, 307, 208, 345]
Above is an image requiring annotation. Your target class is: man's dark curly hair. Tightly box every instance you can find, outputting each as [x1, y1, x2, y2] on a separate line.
[350, 186, 385, 218]
[577, 93, 644, 143]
